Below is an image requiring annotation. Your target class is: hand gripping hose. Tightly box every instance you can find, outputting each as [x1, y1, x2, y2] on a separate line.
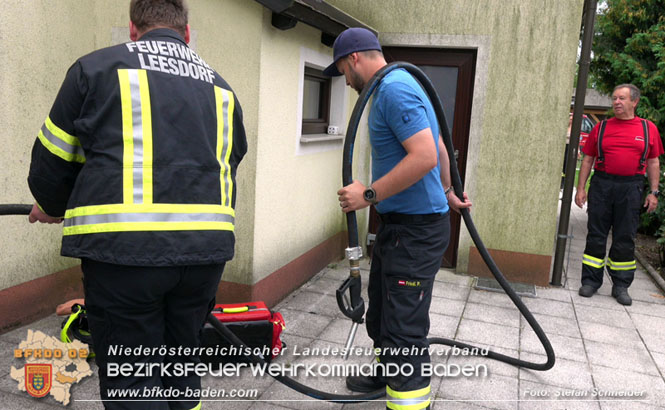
[0, 204, 384, 402]
[338, 61, 555, 371]
[1, 62, 553, 404]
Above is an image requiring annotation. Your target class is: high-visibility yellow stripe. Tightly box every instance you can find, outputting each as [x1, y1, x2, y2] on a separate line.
[138, 70, 153, 204]
[387, 384, 431, 410]
[215, 87, 225, 204]
[386, 400, 430, 410]
[37, 131, 86, 163]
[215, 87, 235, 208]
[187, 401, 201, 410]
[582, 254, 605, 269]
[65, 203, 235, 218]
[608, 258, 636, 271]
[387, 385, 431, 400]
[45, 117, 81, 147]
[118, 69, 134, 204]
[225, 92, 235, 206]
[63, 221, 234, 236]
[583, 254, 604, 263]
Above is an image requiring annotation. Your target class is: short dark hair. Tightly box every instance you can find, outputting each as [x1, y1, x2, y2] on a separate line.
[130, 0, 188, 37]
[613, 83, 640, 101]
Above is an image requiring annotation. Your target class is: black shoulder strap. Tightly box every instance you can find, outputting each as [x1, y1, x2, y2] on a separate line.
[597, 120, 607, 164]
[640, 119, 649, 171]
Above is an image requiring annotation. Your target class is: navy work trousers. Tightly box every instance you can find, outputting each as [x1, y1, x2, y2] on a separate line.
[582, 172, 643, 289]
[81, 259, 224, 410]
[366, 212, 450, 398]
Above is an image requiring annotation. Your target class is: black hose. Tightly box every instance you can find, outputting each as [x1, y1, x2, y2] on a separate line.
[0, 62, 553, 405]
[343, 62, 555, 371]
[0, 204, 32, 215]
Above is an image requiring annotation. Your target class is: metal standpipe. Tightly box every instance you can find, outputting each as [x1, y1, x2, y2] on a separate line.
[552, 0, 598, 286]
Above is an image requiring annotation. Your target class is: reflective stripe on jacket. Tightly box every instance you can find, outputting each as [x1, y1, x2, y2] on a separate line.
[28, 29, 247, 266]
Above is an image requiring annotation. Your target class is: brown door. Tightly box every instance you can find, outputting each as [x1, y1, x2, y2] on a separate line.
[367, 47, 476, 268]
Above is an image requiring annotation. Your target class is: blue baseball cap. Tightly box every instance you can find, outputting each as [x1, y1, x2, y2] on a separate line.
[323, 28, 382, 77]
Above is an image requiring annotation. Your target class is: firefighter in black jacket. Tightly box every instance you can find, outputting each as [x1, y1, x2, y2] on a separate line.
[27, 1, 247, 409]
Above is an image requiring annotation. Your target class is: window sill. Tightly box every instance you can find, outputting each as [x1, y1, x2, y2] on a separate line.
[299, 134, 344, 143]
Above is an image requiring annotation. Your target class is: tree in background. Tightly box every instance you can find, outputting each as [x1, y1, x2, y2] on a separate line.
[591, 0, 665, 130]
[590, 0, 665, 254]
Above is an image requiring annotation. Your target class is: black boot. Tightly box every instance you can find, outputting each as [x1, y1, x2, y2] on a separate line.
[346, 375, 386, 393]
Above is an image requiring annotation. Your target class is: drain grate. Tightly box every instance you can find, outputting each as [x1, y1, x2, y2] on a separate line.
[474, 277, 537, 298]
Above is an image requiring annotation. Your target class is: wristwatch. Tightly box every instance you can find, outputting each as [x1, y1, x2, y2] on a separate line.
[651, 190, 660, 197]
[363, 186, 379, 205]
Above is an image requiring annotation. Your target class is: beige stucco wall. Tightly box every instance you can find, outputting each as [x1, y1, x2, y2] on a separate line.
[330, 0, 584, 274]
[0, 0, 262, 289]
[251, 9, 368, 283]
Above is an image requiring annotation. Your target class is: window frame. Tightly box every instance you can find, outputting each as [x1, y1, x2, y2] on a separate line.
[301, 67, 332, 135]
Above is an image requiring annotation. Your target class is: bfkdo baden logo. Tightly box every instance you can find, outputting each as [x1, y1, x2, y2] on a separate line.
[25, 363, 52, 398]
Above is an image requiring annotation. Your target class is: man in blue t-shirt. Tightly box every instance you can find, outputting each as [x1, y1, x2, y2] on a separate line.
[324, 28, 472, 409]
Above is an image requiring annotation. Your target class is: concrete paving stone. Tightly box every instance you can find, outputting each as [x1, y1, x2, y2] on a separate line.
[341, 399, 388, 410]
[468, 289, 516, 309]
[650, 352, 665, 378]
[444, 345, 519, 379]
[532, 286, 572, 303]
[278, 291, 341, 318]
[630, 277, 663, 293]
[599, 401, 664, 410]
[456, 319, 519, 351]
[0, 339, 26, 378]
[0, 315, 63, 345]
[591, 364, 665, 406]
[430, 295, 466, 318]
[272, 334, 315, 365]
[436, 373, 518, 410]
[429, 312, 461, 340]
[302, 277, 347, 297]
[631, 313, 665, 337]
[280, 309, 334, 340]
[319, 265, 355, 281]
[462, 302, 521, 329]
[0, 389, 80, 410]
[430, 399, 500, 410]
[573, 304, 635, 329]
[520, 312, 581, 339]
[626, 300, 665, 319]
[577, 320, 642, 348]
[571, 292, 628, 311]
[629, 288, 665, 305]
[256, 340, 352, 410]
[249, 402, 297, 410]
[435, 270, 475, 287]
[432, 282, 471, 301]
[584, 340, 659, 376]
[636, 330, 665, 355]
[518, 380, 601, 410]
[316, 317, 374, 350]
[520, 298, 575, 319]
[520, 331, 586, 363]
[519, 352, 594, 391]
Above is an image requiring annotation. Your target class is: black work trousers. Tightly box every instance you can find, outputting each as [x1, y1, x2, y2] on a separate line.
[81, 259, 224, 410]
[582, 172, 643, 289]
[366, 212, 449, 408]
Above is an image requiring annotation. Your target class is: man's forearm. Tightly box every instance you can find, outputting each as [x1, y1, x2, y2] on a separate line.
[577, 155, 595, 190]
[438, 137, 452, 189]
[647, 158, 660, 191]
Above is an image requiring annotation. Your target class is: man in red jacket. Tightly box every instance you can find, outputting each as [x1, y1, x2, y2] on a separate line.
[575, 84, 662, 306]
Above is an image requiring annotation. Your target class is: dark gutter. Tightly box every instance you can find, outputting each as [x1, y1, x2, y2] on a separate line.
[551, 0, 597, 287]
[254, 0, 376, 46]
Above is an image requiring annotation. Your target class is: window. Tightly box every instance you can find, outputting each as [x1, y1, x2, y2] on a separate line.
[302, 67, 331, 134]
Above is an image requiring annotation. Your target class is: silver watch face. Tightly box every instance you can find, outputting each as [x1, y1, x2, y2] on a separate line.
[364, 188, 376, 201]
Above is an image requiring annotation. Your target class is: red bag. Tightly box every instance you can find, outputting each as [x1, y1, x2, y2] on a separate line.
[201, 301, 286, 363]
